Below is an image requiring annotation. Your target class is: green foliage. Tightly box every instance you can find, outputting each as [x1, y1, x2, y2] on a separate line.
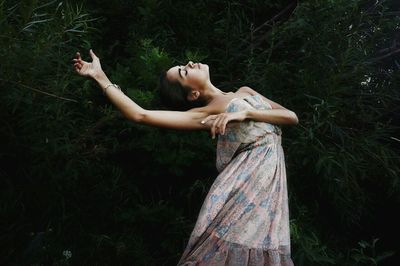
[1, 0, 399, 265]
[130, 38, 172, 89]
[349, 238, 396, 266]
[290, 211, 337, 265]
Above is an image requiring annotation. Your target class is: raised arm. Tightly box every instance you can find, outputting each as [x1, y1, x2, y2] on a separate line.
[73, 50, 210, 131]
[94, 72, 211, 130]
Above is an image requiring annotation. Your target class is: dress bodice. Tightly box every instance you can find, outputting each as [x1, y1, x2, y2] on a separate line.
[216, 94, 282, 172]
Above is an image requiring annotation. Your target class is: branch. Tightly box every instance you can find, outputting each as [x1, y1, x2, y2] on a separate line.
[252, 0, 298, 34]
[236, 1, 298, 54]
[368, 47, 400, 63]
[0, 78, 78, 103]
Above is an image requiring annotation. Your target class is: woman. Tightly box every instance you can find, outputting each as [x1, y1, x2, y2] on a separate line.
[73, 49, 298, 265]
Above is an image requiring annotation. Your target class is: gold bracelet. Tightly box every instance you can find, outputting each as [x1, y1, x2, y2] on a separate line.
[103, 83, 121, 95]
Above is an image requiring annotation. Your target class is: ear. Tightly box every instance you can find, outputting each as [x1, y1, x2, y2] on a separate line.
[187, 90, 200, 101]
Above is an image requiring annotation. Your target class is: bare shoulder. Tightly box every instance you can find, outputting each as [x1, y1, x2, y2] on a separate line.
[237, 86, 256, 95]
[238, 86, 287, 110]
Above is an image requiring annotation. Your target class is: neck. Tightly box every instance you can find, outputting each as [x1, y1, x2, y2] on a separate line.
[200, 80, 231, 104]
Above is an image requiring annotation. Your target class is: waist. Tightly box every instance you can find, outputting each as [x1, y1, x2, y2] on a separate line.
[235, 133, 281, 155]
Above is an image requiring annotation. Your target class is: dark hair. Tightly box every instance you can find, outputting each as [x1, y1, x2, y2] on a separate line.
[158, 71, 207, 111]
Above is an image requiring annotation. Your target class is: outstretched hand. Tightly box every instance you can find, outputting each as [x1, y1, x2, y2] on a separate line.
[201, 111, 247, 139]
[72, 49, 103, 79]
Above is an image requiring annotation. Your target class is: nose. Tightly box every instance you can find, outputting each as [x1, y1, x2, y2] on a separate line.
[187, 61, 194, 68]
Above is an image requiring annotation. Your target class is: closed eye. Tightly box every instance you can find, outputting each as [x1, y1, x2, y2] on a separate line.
[178, 67, 188, 78]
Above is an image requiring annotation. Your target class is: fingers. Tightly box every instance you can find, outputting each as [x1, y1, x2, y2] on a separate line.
[73, 59, 82, 70]
[211, 118, 219, 139]
[201, 115, 215, 125]
[211, 114, 228, 138]
[219, 116, 229, 135]
[202, 114, 230, 139]
[73, 63, 82, 74]
[72, 53, 83, 73]
[73, 49, 98, 63]
[216, 114, 229, 135]
[74, 52, 81, 61]
[74, 62, 81, 70]
[213, 116, 223, 137]
[212, 115, 225, 138]
[73, 52, 83, 64]
[201, 115, 218, 139]
[73, 60, 82, 66]
[89, 49, 98, 60]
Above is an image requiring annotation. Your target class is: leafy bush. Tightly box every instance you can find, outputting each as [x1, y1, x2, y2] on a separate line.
[1, 0, 399, 265]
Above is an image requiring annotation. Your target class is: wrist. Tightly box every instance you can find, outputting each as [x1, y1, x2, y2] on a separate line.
[92, 71, 112, 91]
[92, 70, 106, 82]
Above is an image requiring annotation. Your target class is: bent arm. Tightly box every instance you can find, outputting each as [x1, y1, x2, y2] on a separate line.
[238, 86, 299, 124]
[244, 109, 298, 125]
[93, 71, 210, 130]
[203, 107, 298, 138]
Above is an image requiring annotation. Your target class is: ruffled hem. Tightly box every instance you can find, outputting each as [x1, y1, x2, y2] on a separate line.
[178, 231, 294, 266]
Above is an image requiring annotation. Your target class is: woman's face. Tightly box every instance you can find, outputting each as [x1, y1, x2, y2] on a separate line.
[166, 61, 210, 90]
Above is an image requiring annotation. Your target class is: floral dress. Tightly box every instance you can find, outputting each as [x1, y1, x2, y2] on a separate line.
[177, 94, 294, 266]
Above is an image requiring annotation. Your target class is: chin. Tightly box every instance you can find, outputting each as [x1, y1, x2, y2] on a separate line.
[202, 64, 209, 73]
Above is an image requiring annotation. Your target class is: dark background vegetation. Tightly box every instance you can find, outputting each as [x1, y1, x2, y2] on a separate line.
[1, 0, 399, 265]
